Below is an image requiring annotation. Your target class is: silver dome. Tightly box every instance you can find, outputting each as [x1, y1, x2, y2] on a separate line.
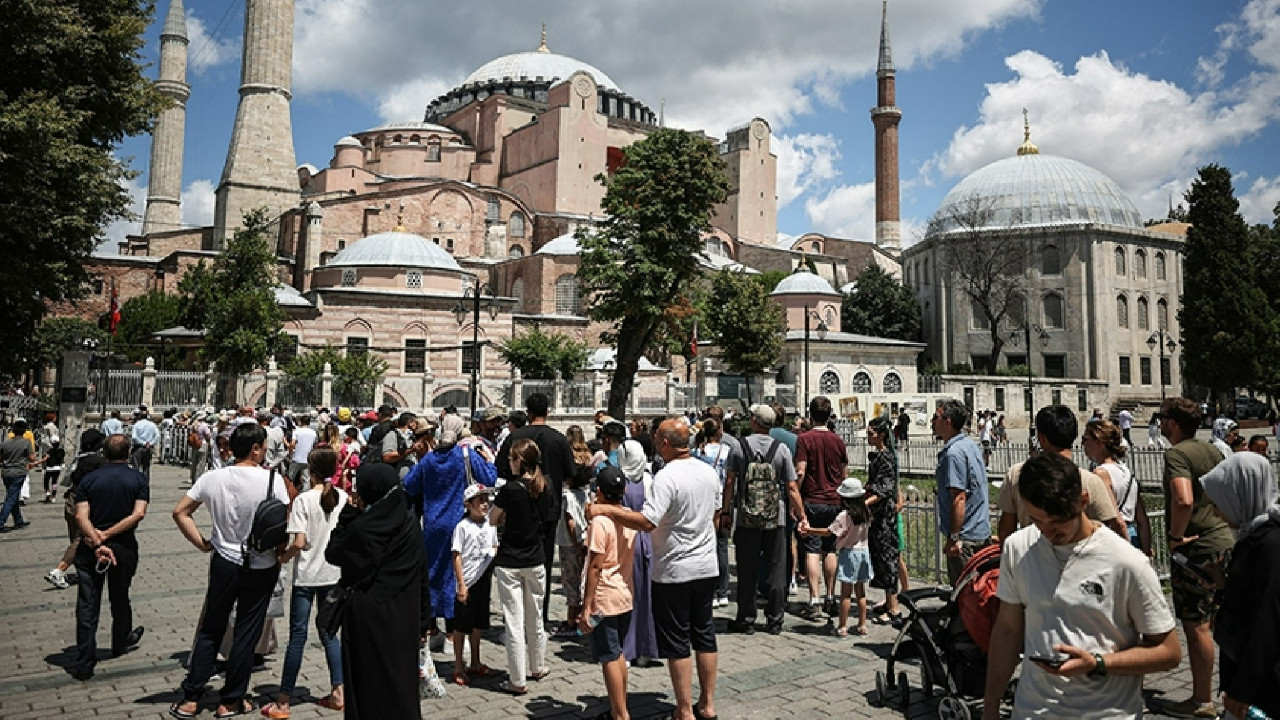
[770, 270, 840, 297]
[929, 153, 1142, 236]
[463, 51, 618, 91]
[536, 232, 581, 256]
[327, 231, 463, 272]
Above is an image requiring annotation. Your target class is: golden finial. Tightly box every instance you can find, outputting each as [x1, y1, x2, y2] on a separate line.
[393, 202, 407, 232]
[1017, 107, 1039, 156]
[537, 22, 549, 53]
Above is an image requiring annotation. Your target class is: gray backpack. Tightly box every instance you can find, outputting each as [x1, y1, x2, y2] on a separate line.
[737, 439, 782, 530]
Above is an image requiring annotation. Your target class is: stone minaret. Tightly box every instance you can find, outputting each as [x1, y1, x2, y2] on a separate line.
[141, 0, 189, 236]
[870, 0, 902, 254]
[213, 0, 299, 246]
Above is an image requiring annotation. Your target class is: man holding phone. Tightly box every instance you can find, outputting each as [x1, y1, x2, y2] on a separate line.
[982, 452, 1180, 720]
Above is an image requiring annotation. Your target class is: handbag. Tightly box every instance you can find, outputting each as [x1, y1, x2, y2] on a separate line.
[315, 584, 350, 638]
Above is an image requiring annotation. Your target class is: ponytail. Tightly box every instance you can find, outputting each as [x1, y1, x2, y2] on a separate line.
[307, 446, 341, 517]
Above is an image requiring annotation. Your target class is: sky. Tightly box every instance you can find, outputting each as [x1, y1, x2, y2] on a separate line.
[105, 0, 1280, 251]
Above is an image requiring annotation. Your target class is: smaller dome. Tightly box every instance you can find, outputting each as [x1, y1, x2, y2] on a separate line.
[274, 284, 313, 308]
[335, 135, 362, 147]
[297, 163, 319, 174]
[536, 232, 582, 256]
[770, 269, 840, 297]
[328, 230, 463, 272]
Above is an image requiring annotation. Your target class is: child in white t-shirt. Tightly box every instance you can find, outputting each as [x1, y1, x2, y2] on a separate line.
[804, 478, 874, 637]
[451, 484, 498, 685]
[553, 468, 590, 638]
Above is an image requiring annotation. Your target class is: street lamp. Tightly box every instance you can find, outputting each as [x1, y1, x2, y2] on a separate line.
[453, 280, 501, 418]
[81, 337, 105, 417]
[1007, 300, 1049, 446]
[801, 305, 829, 415]
[1146, 330, 1178, 402]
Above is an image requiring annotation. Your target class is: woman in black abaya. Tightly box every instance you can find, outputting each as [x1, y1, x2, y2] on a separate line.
[325, 463, 430, 720]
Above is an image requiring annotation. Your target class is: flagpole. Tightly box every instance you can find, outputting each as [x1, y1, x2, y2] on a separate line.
[103, 280, 117, 418]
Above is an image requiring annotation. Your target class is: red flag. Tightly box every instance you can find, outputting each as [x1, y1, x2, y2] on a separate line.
[689, 319, 698, 358]
[108, 282, 121, 335]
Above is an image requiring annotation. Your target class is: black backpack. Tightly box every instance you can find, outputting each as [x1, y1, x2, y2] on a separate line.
[244, 467, 288, 560]
[361, 421, 397, 465]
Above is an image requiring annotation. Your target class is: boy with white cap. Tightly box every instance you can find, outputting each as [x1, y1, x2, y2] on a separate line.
[451, 483, 498, 685]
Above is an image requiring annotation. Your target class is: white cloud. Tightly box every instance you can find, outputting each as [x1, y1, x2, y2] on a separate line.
[98, 177, 147, 253]
[804, 181, 877, 240]
[1238, 174, 1280, 224]
[292, 0, 1041, 135]
[185, 13, 239, 74]
[181, 179, 217, 228]
[774, 133, 841, 209]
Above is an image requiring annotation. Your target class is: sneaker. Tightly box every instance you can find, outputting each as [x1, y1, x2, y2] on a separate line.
[1157, 698, 1217, 718]
[111, 626, 144, 657]
[798, 604, 824, 622]
[788, 578, 797, 595]
[715, 595, 729, 608]
[764, 621, 784, 635]
[45, 568, 69, 589]
[725, 619, 755, 635]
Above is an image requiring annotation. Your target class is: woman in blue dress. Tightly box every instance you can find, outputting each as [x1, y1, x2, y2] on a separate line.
[615, 439, 660, 665]
[402, 414, 495, 631]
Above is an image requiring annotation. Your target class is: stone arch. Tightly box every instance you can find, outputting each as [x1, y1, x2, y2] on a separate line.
[1114, 246, 1126, 276]
[851, 370, 872, 394]
[401, 320, 429, 337]
[342, 318, 373, 335]
[1117, 294, 1129, 328]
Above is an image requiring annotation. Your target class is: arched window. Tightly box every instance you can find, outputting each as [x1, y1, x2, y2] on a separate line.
[1134, 249, 1147, 278]
[555, 274, 581, 315]
[1043, 293, 1065, 329]
[486, 195, 500, 222]
[819, 370, 841, 394]
[1115, 246, 1126, 276]
[508, 245, 524, 259]
[851, 371, 872, 394]
[1137, 297, 1149, 330]
[1155, 252, 1167, 280]
[1157, 298, 1169, 331]
[825, 307, 837, 328]
[1117, 294, 1129, 329]
[883, 372, 903, 393]
[509, 212, 526, 238]
[427, 139, 441, 162]
[1040, 245, 1062, 276]
[510, 278, 524, 310]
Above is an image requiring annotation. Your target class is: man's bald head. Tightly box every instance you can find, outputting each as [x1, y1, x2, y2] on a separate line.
[656, 417, 691, 461]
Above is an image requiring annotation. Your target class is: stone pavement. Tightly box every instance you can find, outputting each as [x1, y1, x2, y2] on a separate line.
[0, 463, 1204, 719]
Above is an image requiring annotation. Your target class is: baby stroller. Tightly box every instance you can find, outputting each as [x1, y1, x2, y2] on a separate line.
[872, 543, 1007, 720]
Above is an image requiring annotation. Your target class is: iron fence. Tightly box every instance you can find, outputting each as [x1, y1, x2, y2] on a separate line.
[277, 376, 322, 412]
[564, 381, 594, 414]
[152, 371, 206, 411]
[87, 369, 142, 412]
[521, 380, 557, 409]
[672, 383, 699, 413]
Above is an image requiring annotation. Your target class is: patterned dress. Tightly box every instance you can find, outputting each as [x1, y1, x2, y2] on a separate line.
[865, 449, 900, 592]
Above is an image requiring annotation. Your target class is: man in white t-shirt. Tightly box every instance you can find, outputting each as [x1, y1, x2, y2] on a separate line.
[285, 414, 318, 489]
[258, 410, 289, 472]
[171, 423, 294, 720]
[588, 418, 720, 720]
[982, 452, 1180, 720]
[1117, 408, 1135, 446]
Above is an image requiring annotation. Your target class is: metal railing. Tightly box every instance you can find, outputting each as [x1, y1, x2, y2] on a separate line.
[672, 383, 699, 412]
[521, 380, 557, 409]
[152, 371, 206, 411]
[563, 381, 594, 414]
[87, 369, 143, 412]
[277, 376, 322, 412]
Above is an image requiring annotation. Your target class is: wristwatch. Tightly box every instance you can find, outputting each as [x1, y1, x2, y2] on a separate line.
[1087, 652, 1107, 678]
[948, 533, 963, 542]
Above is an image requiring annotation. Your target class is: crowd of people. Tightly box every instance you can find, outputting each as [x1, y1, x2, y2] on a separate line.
[10, 390, 1280, 719]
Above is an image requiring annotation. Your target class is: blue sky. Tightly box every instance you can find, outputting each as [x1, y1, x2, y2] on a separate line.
[107, 0, 1280, 249]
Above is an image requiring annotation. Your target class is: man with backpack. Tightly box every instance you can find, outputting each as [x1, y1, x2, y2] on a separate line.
[723, 404, 795, 635]
[361, 405, 400, 466]
[171, 423, 294, 720]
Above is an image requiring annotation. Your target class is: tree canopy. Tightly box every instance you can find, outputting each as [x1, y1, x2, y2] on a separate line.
[1179, 165, 1276, 403]
[841, 264, 921, 342]
[497, 325, 591, 381]
[29, 317, 108, 376]
[282, 345, 387, 404]
[703, 270, 786, 406]
[576, 128, 730, 418]
[115, 290, 182, 365]
[0, 0, 164, 377]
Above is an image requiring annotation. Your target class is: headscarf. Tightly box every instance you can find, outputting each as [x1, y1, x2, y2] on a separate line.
[616, 439, 652, 497]
[355, 462, 400, 505]
[437, 413, 466, 447]
[1212, 417, 1238, 442]
[1201, 452, 1278, 540]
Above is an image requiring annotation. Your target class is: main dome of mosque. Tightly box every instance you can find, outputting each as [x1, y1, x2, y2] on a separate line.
[928, 153, 1143, 237]
[463, 50, 618, 92]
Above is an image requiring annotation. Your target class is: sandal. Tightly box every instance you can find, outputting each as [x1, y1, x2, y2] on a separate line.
[498, 680, 528, 695]
[467, 663, 498, 677]
[832, 626, 849, 638]
[452, 671, 468, 686]
[259, 702, 290, 719]
[169, 703, 199, 720]
[316, 696, 343, 711]
[871, 612, 901, 625]
[853, 626, 870, 636]
[214, 699, 256, 719]
[528, 668, 550, 681]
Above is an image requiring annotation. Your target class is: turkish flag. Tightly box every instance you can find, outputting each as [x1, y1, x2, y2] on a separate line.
[108, 283, 121, 335]
[689, 319, 698, 358]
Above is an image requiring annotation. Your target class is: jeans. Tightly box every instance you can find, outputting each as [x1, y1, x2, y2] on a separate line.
[189, 446, 208, 485]
[734, 526, 787, 626]
[0, 475, 26, 527]
[181, 553, 280, 706]
[280, 584, 342, 696]
[130, 445, 151, 480]
[73, 539, 138, 674]
[715, 527, 730, 598]
[495, 565, 547, 687]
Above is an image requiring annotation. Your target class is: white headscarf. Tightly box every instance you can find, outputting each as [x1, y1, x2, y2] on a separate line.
[1201, 451, 1278, 540]
[617, 439, 652, 498]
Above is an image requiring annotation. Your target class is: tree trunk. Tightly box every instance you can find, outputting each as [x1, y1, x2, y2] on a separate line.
[987, 333, 1005, 375]
[743, 374, 754, 408]
[608, 318, 653, 420]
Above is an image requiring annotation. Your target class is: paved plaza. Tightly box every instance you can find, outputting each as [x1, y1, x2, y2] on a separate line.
[1, 463, 1205, 719]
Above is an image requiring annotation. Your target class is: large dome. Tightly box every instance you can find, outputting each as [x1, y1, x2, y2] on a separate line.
[929, 154, 1142, 236]
[327, 230, 463, 272]
[463, 51, 618, 91]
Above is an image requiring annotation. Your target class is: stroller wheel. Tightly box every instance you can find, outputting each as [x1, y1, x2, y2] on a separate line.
[897, 671, 911, 715]
[873, 670, 887, 707]
[938, 696, 972, 720]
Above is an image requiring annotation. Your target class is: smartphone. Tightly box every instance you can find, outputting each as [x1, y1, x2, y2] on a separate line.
[1029, 654, 1067, 668]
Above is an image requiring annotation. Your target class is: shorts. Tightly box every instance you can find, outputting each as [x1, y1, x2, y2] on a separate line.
[559, 545, 585, 607]
[652, 576, 717, 659]
[1170, 548, 1230, 622]
[800, 503, 841, 555]
[896, 514, 905, 551]
[588, 612, 632, 663]
[836, 547, 874, 584]
[451, 565, 494, 633]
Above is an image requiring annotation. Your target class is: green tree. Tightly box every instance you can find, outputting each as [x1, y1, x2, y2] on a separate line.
[282, 345, 388, 405]
[176, 260, 218, 332]
[188, 208, 288, 375]
[1249, 202, 1280, 406]
[29, 317, 108, 376]
[0, 0, 165, 375]
[576, 128, 730, 418]
[1180, 164, 1276, 405]
[841, 264, 921, 341]
[115, 290, 181, 364]
[497, 326, 590, 380]
[703, 269, 786, 406]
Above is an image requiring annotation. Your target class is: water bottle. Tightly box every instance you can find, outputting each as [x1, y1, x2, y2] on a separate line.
[1246, 706, 1271, 720]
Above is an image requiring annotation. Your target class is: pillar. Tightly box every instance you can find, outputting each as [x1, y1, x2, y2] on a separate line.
[141, 357, 157, 411]
[321, 362, 333, 409]
[265, 356, 279, 408]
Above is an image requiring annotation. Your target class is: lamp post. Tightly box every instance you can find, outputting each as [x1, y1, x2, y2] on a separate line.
[453, 280, 501, 418]
[801, 305, 829, 415]
[1146, 330, 1178, 402]
[1007, 301, 1049, 445]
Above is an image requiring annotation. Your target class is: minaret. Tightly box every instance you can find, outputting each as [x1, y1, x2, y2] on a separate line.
[141, 0, 189, 236]
[870, 0, 902, 254]
[213, 0, 299, 246]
